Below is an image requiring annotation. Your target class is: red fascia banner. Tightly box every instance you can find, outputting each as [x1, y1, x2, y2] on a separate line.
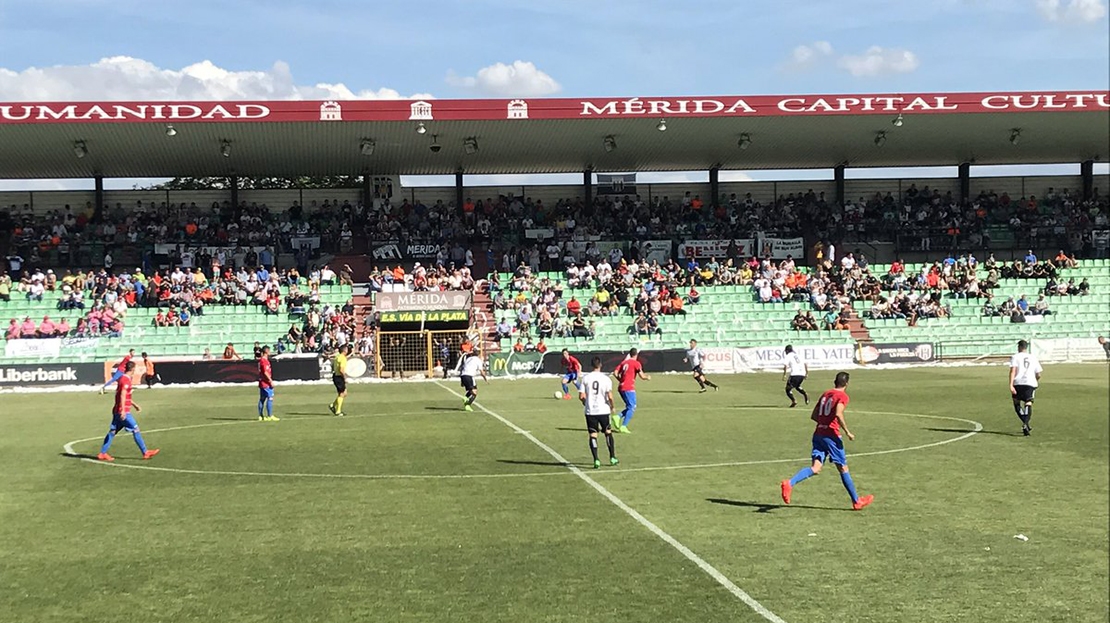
[0, 91, 1106, 125]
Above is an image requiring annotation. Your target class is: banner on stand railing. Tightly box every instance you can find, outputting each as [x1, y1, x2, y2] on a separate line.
[702, 344, 857, 372]
[757, 236, 805, 259]
[677, 239, 754, 260]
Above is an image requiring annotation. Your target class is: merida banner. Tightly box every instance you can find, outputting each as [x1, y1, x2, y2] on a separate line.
[374, 290, 473, 312]
[489, 351, 545, 377]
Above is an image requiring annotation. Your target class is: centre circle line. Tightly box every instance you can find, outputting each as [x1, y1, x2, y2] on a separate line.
[62, 409, 982, 480]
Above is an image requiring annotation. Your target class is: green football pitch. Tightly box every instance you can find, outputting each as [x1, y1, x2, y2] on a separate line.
[2, 365, 1107, 623]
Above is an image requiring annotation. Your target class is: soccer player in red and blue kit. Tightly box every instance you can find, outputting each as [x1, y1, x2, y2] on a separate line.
[612, 348, 650, 433]
[99, 348, 136, 394]
[97, 361, 159, 461]
[780, 371, 873, 511]
[258, 346, 279, 421]
[560, 349, 582, 399]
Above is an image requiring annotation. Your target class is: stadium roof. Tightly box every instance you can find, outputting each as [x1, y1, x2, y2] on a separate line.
[0, 90, 1107, 179]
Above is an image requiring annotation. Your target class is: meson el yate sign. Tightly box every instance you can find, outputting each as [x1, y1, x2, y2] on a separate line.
[1, 91, 1106, 124]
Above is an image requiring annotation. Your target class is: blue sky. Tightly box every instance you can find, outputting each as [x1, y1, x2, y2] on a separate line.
[0, 0, 1107, 188]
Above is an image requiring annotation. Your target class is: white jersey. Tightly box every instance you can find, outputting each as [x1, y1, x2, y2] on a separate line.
[580, 371, 613, 416]
[785, 352, 807, 377]
[1010, 352, 1042, 387]
[686, 348, 705, 369]
[458, 354, 483, 377]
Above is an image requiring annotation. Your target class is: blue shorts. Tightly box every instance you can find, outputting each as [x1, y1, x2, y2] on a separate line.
[110, 412, 139, 433]
[563, 371, 579, 384]
[618, 390, 636, 408]
[109, 370, 125, 382]
[259, 387, 274, 400]
[811, 435, 847, 466]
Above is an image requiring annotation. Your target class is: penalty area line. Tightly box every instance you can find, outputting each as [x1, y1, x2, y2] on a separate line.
[435, 382, 789, 623]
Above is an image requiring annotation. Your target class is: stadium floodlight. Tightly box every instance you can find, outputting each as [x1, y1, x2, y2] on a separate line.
[220, 140, 231, 158]
[874, 131, 887, 147]
[892, 114, 904, 127]
[1010, 128, 1021, 145]
[738, 133, 751, 150]
[73, 140, 88, 159]
[415, 122, 427, 134]
[360, 139, 375, 156]
[603, 135, 617, 152]
[165, 124, 177, 137]
[656, 119, 667, 132]
[463, 137, 479, 155]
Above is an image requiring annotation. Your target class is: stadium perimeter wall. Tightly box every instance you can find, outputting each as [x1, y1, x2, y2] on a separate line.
[1, 338, 1104, 390]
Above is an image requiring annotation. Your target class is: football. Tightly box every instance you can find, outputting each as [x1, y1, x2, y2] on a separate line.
[554, 391, 563, 400]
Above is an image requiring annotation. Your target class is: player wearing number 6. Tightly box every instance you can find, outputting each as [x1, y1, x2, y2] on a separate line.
[1009, 340, 1043, 436]
[780, 371, 873, 511]
[579, 357, 618, 470]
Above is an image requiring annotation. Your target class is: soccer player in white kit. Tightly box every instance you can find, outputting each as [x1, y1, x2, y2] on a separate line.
[783, 345, 809, 408]
[455, 350, 487, 412]
[684, 339, 719, 393]
[1008, 339, 1043, 436]
[579, 356, 619, 469]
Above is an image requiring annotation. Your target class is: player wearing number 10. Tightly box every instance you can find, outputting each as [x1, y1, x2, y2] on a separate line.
[579, 357, 618, 469]
[780, 371, 873, 511]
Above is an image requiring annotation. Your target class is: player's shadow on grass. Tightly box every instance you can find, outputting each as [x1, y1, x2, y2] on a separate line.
[707, 498, 851, 513]
[61, 451, 99, 460]
[424, 406, 461, 412]
[924, 426, 1021, 437]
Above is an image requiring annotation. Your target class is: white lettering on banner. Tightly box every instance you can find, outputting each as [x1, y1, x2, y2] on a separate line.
[581, 98, 756, 117]
[525, 228, 556, 240]
[375, 290, 473, 312]
[4, 339, 62, 358]
[0, 366, 78, 384]
[1, 103, 271, 122]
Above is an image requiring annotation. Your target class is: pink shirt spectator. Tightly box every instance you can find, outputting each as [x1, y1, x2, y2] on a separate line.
[57, 319, 71, 335]
[38, 318, 56, 336]
[6, 321, 19, 340]
[20, 319, 37, 337]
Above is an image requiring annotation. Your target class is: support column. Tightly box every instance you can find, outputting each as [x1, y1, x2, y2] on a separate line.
[94, 175, 104, 222]
[583, 168, 593, 206]
[455, 170, 464, 212]
[1081, 159, 1094, 200]
[834, 164, 846, 207]
[709, 166, 720, 208]
[958, 162, 971, 203]
[229, 174, 239, 209]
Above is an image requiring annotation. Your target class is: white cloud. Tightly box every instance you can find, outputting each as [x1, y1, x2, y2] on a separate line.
[0, 56, 433, 101]
[1036, 0, 1108, 22]
[446, 61, 561, 97]
[836, 47, 920, 77]
[783, 42, 919, 77]
[785, 41, 834, 70]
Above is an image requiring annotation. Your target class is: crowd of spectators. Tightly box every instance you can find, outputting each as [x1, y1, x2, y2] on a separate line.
[850, 185, 1108, 254]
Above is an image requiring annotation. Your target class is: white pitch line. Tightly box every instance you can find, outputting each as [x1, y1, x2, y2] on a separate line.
[62, 409, 982, 483]
[435, 382, 789, 623]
